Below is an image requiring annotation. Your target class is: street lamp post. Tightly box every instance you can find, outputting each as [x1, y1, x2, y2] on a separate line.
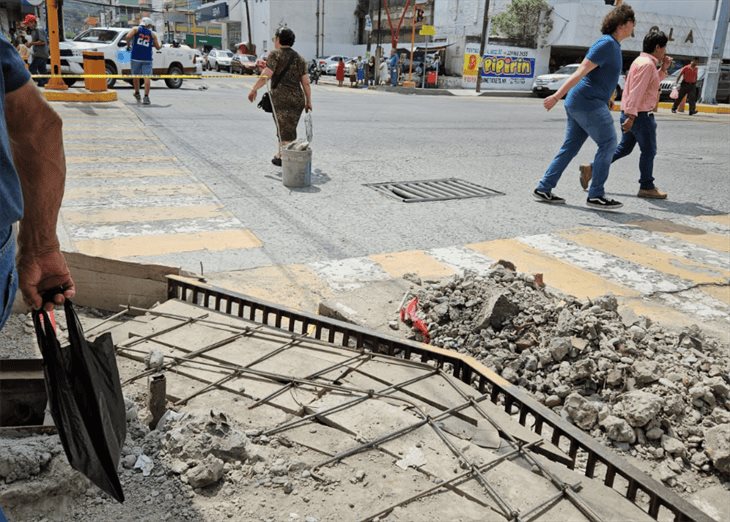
[475, 0, 491, 93]
[701, 0, 729, 104]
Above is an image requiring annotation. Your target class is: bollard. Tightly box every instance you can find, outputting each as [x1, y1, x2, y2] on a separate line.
[148, 373, 166, 430]
[83, 51, 107, 92]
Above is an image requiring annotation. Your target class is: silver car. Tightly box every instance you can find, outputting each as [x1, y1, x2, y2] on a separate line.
[208, 49, 234, 72]
[319, 55, 350, 75]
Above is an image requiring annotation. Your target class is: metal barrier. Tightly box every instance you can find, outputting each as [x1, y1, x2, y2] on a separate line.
[165, 274, 716, 522]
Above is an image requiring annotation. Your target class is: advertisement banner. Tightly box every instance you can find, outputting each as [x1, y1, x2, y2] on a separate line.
[462, 44, 539, 90]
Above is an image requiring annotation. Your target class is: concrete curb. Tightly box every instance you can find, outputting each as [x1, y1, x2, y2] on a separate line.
[43, 89, 118, 103]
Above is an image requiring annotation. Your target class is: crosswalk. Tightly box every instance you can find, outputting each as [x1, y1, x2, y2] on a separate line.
[55, 101, 729, 337]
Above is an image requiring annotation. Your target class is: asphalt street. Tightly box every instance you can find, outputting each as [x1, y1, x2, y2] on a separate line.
[111, 76, 729, 271]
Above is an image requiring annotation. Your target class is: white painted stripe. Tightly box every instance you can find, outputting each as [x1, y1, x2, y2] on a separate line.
[655, 288, 730, 322]
[69, 217, 243, 241]
[675, 216, 730, 234]
[309, 257, 391, 291]
[428, 246, 495, 274]
[62, 195, 220, 209]
[65, 176, 195, 189]
[518, 234, 688, 294]
[596, 225, 730, 271]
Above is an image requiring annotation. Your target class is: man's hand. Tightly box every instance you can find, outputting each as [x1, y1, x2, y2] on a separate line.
[621, 115, 635, 133]
[662, 55, 673, 72]
[544, 95, 558, 111]
[16, 249, 75, 310]
[248, 89, 257, 103]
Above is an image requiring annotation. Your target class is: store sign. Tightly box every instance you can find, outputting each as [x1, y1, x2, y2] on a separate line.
[463, 44, 538, 90]
[196, 2, 229, 23]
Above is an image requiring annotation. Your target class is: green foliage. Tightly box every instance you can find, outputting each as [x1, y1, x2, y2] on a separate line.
[491, 0, 554, 49]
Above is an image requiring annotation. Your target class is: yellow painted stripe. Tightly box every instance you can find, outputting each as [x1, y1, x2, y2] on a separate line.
[63, 134, 154, 141]
[67, 167, 185, 179]
[62, 205, 227, 225]
[66, 155, 176, 164]
[74, 229, 262, 257]
[369, 250, 456, 280]
[701, 285, 730, 306]
[467, 238, 639, 299]
[631, 220, 730, 253]
[64, 184, 208, 201]
[211, 264, 333, 313]
[620, 297, 726, 336]
[559, 228, 730, 284]
[694, 214, 730, 227]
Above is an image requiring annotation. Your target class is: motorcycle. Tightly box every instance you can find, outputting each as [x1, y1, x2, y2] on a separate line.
[308, 61, 320, 84]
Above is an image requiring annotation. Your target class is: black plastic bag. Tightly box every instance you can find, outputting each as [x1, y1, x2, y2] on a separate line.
[258, 91, 273, 113]
[33, 300, 126, 502]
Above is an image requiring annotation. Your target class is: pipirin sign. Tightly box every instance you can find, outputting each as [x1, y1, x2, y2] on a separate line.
[463, 43, 540, 90]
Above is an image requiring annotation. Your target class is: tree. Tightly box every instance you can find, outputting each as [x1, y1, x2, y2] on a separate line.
[491, 0, 554, 49]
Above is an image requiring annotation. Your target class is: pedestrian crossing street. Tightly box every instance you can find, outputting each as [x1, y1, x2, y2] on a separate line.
[55, 102, 729, 336]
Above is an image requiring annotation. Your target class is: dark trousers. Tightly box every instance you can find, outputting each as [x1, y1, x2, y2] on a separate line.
[29, 56, 48, 86]
[672, 81, 697, 113]
[612, 112, 657, 190]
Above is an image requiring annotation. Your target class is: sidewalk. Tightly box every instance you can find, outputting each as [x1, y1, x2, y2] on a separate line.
[315, 74, 730, 111]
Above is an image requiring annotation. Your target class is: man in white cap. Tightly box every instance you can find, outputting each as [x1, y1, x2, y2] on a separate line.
[126, 17, 161, 105]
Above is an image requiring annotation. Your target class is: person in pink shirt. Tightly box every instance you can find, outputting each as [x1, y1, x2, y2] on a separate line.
[580, 29, 672, 199]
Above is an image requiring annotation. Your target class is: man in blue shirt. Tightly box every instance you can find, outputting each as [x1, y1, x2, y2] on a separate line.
[0, 35, 75, 330]
[533, 3, 635, 211]
[126, 18, 161, 105]
[389, 49, 399, 87]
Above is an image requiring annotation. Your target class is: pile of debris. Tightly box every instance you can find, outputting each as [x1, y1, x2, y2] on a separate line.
[402, 263, 730, 489]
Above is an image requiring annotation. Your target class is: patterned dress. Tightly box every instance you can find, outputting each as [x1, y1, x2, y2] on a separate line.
[267, 48, 307, 142]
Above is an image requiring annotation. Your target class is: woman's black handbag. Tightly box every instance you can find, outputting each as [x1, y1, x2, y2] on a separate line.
[258, 92, 273, 113]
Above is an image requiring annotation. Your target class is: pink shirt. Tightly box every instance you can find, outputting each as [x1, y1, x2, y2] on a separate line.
[621, 52, 668, 117]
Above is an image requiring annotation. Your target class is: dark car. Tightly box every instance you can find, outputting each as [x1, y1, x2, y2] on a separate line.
[231, 54, 257, 75]
[659, 64, 730, 103]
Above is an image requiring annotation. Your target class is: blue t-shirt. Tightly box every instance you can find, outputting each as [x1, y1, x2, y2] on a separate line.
[0, 35, 32, 230]
[566, 35, 622, 111]
[131, 26, 154, 62]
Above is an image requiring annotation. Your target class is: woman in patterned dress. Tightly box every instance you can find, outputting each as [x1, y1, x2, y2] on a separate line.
[248, 27, 313, 166]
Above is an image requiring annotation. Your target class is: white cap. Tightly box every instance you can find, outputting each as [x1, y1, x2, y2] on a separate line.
[141, 17, 154, 27]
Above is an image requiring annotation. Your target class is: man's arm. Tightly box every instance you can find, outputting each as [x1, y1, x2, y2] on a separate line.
[153, 33, 162, 50]
[29, 30, 46, 47]
[125, 27, 138, 46]
[5, 80, 75, 309]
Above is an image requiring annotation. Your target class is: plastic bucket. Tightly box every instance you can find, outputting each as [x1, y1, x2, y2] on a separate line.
[281, 148, 312, 188]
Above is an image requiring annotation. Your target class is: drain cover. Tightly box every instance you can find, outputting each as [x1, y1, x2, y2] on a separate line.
[365, 178, 504, 203]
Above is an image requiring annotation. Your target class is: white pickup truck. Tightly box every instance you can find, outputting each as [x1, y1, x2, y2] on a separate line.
[57, 27, 198, 88]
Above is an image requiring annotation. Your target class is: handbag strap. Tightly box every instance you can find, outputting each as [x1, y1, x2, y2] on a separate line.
[270, 51, 295, 90]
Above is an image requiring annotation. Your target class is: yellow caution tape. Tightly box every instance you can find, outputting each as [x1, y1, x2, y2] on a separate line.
[31, 73, 266, 80]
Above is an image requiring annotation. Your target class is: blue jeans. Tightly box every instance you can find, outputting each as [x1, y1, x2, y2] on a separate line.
[537, 105, 617, 199]
[390, 69, 398, 86]
[0, 226, 18, 330]
[611, 112, 657, 190]
[29, 56, 48, 86]
[131, 60, 153, 76]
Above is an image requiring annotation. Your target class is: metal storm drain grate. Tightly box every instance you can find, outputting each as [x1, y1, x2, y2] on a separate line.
[365, 178, 504, 203]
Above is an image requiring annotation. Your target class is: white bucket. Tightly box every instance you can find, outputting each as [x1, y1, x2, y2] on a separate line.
[281, 148, 312, 188]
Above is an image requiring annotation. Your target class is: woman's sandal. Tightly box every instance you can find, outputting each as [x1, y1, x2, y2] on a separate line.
[271, 156, 282, 167]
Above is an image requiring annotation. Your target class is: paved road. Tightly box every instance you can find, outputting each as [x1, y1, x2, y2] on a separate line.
[54, 77, 730, 336]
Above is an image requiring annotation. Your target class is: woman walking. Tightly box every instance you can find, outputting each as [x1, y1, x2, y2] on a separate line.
[533, 3, 635, 211]
[336, 57, 345, 87]
[248, 27, 312, 167]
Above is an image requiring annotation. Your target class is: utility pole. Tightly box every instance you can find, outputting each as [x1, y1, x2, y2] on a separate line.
[315, 0, 320, 57]
[701, 0, 729, 104]
[321, 0, 325, 56]
[475, 0, 491, 93]
[243, 0, 253, 53]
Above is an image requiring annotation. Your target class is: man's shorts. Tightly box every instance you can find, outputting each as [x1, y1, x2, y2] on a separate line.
[0, 226, 18, 330]
[131, 60, 153, 76]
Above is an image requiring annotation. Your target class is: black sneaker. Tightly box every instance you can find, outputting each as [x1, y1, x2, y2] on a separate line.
[533, 189, 566, 204]
[586, 196, 623, 211]
[671, 108, 676, 113]
[133, 92, 141, 102]
[271, 156, 282, 167]
[143, 96, 151, 105]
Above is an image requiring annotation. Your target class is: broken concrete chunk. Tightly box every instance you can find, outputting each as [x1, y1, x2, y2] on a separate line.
[133, 454, 154, 477]
[562, 393, 598, 430]
[186, 455, 224, 488]
[549, 337, 571, 362]
[472, 292, 519, 331]
[600, 415, 636, 443]
[395, 447, 427, 470]
[632, 360, 660, 385]
[704, 424, 730, 474]
[620, 391, 663, 427]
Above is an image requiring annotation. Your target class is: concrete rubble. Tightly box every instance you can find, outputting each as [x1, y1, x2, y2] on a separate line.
[403, 263, 730, 493]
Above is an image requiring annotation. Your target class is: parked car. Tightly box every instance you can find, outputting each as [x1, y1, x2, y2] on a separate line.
[207, 49, 234, 72]
[57, 27, 196, 88]
[255, 53, 268, 75]
[659, 64, 730, 103]
[319, 55, 350, 75]
[231, 54, 257, 74]
[532, 64, 625, 99]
